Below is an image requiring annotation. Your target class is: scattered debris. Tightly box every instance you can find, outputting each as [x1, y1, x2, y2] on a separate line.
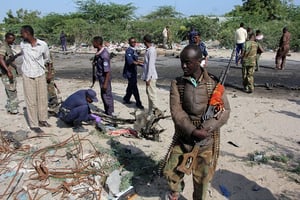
[248, 151, 268, 163]
[134, 109, 170, 141]
[0, 130, 120, 199]
[227, 141, 239, 147]
[106, 169, 122, 196]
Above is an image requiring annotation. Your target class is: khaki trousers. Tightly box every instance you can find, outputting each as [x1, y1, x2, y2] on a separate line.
[163, 144, 215, 200]
[146, 79, 158, 115]
[23, 74, 48, 127]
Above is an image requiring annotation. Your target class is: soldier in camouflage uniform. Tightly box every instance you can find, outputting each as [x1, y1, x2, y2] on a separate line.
[46, 53, 59, 110]
[241, 33, 262, 93]
[0, 33, 19, 114]
[163, 45, 230, 200]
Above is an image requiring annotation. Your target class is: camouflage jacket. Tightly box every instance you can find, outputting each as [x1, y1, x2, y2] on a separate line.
[242, 40, 258, 66]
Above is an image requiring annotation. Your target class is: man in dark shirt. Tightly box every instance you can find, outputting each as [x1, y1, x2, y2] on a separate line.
[60, 31, 67, 51]
[275, 27, 291, 70]
[123, 37, 144, 109]
[188, 27, 198, 44]
[59, 89, 99, 132]
[193, 33, 209, 67]
[92, 36, 114, 115]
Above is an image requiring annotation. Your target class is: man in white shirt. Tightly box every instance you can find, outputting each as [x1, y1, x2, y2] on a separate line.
[20, 25, 52, 134]
[162, 26, 169, 49]
[142, 34, 160, 115]
[235, 23, 247, 66]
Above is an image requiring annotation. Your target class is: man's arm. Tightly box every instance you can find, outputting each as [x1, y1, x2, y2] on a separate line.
[0, 55, 13, 79]
[201, 91, 230, 132]
[43, 42, 51, 64]
[146, 48, 156, 84]
[201, 43, 209, 67]
[102, 71, 110, 92]
[282, 32, 291, 48]
[170, 80, 197, 136]
[126, 49, 140, 66]
[241, 42, 248, 60]
[46, 62, 53, 83]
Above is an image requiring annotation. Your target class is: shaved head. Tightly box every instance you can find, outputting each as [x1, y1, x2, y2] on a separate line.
[180, 44, 202, 61]
[180, 45, 203, 77]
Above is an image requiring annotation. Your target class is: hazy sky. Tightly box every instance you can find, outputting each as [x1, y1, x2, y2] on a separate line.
[0, 0, 299, 22]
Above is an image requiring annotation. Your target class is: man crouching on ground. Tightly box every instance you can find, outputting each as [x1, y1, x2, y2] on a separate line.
[163, 45, 230, 200]
[58, 89, 100, 133]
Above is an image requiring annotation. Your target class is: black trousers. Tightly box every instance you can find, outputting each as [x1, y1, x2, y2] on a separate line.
[123, 76, 142, 106]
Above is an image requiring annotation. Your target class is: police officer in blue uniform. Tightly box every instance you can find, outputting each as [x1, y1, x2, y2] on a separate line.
[92, 36, 114, 116]
[123, 37, 144, 109]
[194, 33, 209, 67]
[188, 26, 198, 44]
[59, 89, 99, 132]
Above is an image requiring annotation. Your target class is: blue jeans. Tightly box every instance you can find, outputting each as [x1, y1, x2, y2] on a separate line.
[236, 43, 244, 65]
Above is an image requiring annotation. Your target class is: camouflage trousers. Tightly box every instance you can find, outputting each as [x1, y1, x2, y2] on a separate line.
[163, 144, 215, 200]
[242, 64, 255, 91]
[1, 68, 19, 113]
[47, 78, 58, 109]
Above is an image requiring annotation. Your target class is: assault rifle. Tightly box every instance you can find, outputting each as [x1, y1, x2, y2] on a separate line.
[0, 52, 22, 75]
[177, 48, 235, 175]
[90, 57, 97, 88]
[90, 51, 117, 88]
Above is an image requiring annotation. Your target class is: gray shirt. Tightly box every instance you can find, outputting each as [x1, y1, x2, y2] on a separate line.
[142, 46, 158, 81]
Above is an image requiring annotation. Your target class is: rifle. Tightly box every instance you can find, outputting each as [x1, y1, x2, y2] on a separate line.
[0, 52, 22, 75]
[93, 110, 136, 125]
[176, 48, 235, 175]
[201, 48, 235, 121]
[90, 60, 96, 88]
[54, 82, 61, 94]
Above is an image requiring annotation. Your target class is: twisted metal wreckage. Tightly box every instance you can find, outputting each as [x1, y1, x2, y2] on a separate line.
[0, 108, 169, 199]
[0, 131, 109, 199]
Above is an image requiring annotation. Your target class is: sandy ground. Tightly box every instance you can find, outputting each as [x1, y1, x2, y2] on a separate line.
[0, 48, 299, 200]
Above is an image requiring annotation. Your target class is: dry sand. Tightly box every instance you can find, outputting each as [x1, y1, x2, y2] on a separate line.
[0, 49, 299, 200]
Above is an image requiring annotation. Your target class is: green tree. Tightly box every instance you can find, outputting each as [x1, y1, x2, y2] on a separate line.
[75, 0, 136, 22]
[227, 0, 293, 20]
[143, 6, 182, 20]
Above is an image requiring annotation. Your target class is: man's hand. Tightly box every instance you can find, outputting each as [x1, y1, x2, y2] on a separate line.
[101, 85, 107, 93]
[192, 128, 209, 140]
[7, 70, 13, 80]
[46, 73, 52, 83]
[138, 60, 144, 66]
[146, 80, 151, 86]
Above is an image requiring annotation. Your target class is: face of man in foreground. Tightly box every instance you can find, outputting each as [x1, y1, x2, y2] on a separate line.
[180, 48, 201, 77]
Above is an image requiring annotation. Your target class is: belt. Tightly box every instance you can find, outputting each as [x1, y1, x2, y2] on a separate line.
[59, 107, 70, 114]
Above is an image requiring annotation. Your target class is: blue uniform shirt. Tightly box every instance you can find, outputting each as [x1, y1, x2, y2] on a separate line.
[198, 42, 208, 58]
[62, 90, 90, 111]
[188, 30, 198, 44]
[94, 48, 111, 80]
[123, 46, 139, 79]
